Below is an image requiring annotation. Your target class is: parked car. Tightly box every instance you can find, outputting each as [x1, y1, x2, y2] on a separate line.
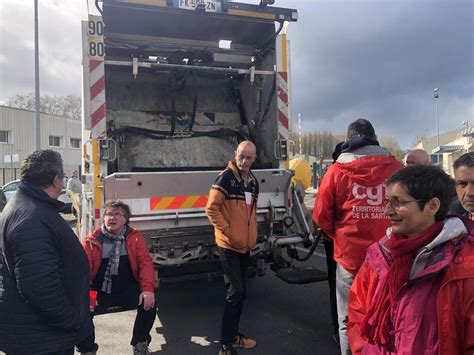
[0, 189, 6, 212]
[2, 179, 21, 202]
[1, 179, 73, 214]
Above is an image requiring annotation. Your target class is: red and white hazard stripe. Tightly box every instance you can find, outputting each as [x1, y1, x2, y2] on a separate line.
[89, 59, 106, 130]
[276, 33, 290, 141]
[84, 15, 106, 138]
[277, 71, 290, 140]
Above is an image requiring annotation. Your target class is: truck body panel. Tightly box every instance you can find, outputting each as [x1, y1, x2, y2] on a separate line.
[81, 0, 317, 279]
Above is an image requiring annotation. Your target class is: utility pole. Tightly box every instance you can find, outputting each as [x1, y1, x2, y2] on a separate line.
[34, 0, 41, 149]
[433, 88, 439, 148]
[298, 113, 302, 155]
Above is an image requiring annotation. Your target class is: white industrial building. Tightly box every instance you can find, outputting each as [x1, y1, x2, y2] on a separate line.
[0, 105, 81, 185]
[413, 125, 472, 176]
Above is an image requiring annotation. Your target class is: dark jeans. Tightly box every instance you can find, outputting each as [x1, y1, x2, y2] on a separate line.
[7, 348, 74, 355]
[323, 238, 338, 336]
[218, 247, 250, 346]
[42, 349, 74, 355]
[76, 284, 157, 352]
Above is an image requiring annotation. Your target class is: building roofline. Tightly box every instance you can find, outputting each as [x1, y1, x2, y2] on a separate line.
[0, 105, 80, 121]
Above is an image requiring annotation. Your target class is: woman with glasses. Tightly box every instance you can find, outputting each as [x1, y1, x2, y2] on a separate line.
[77, 200, 157, 355]
[348, 165, 474, 354]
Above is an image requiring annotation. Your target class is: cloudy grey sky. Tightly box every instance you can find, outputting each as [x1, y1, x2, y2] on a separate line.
[0, 0, 472, 148]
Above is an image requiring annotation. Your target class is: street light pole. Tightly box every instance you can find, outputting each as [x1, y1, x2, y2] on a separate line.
[34, 0, 41, 150]
[433, 88, 439, 147]
[298, 113, 302, 155]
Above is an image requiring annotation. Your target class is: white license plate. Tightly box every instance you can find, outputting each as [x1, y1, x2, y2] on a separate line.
[174, 0, 221, 12]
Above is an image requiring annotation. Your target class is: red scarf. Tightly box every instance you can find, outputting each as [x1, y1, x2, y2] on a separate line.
[360, 221, 444, 351]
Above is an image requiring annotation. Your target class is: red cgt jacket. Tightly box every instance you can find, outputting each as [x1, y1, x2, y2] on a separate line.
[313, 155, 403, 275]
[83, 227, 156, 293]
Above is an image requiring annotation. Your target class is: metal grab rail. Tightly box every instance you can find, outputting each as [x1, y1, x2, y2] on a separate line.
[106, 59, 274, 77]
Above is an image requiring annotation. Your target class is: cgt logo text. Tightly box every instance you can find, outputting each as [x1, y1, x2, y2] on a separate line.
[352, 183, 385, 206]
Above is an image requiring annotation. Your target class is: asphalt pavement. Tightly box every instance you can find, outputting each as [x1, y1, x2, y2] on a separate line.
[89, 188, 335, 355]
[1, 190, 338, 355]
[88, 242, 338, 355]
[70, 188, 332, 355]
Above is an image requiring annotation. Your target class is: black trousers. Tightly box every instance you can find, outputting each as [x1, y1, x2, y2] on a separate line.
[323, 238, 338, 336]
[42, 349, 74, 355]
[7, 348, 74, 355]
[76, 284, 157, 352]
[218, 247, 250, 346]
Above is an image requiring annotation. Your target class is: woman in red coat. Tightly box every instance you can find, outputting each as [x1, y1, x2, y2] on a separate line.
[348, 165, 474, 354]
[77, 200, 157, 355]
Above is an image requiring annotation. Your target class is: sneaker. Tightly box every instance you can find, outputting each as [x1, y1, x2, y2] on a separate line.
[219, 344, 237, 355]
[133, 341, 152, 355]
[233, 333, 257, 349]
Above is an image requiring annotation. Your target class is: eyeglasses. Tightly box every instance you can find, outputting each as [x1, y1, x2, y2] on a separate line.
[104, 211, 125, 218]
[382, 197, 423, 210]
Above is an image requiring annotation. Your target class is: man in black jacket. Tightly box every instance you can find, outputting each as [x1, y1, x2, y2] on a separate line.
[0, 149, 93, 354]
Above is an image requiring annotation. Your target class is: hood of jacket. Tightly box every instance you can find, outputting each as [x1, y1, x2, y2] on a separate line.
[384, 217, 468, 255]
[382, 217, 471, 280]
[332, 154, 401, 187]
[340, 135, 380, 153]
[337, 144, 391, 163]
[422, 217, 468, 251]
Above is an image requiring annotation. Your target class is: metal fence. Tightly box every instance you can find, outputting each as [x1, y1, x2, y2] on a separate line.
[0, 168, 20, 186]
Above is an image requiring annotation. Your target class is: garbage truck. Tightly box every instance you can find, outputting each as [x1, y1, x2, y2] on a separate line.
[80, 0, 325, 283]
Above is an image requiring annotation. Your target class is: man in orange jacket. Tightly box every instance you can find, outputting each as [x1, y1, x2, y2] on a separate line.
[206, 141, 259, 355]
[313, 119, 403, 354]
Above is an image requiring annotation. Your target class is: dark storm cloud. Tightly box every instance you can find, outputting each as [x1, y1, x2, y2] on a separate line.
[284, 0, 473, 147]
[1, 0, 472, 148]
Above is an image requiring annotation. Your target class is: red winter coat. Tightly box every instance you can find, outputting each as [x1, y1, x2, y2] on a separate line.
[83, 227, 156, 293]
[348, 217, 474, 354]
[313, 155, 403, 275]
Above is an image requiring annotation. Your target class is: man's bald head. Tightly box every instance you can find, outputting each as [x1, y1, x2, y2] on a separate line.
[406, 149, 430, 166]
[235, 141, 257, 176]
[237, 141, 256, 154]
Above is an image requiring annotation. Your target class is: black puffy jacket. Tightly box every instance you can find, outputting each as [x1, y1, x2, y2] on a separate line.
[0, 182, 93, 353]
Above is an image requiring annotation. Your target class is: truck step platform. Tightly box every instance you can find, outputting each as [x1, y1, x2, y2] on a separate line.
[275, 266, 328, 284]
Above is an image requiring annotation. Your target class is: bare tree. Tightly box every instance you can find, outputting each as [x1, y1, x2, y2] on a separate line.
[290, 130, 403, 160]
[289, 130, 346, 160]
[379, 136, 404, 159]
[412, 132, 426, 147]
[6, 93, 81, 119]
